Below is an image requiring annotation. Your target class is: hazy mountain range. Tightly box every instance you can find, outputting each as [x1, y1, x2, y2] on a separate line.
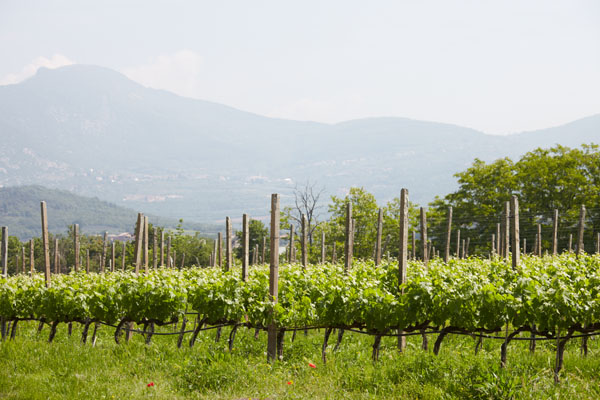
[0, 65, 598, 226]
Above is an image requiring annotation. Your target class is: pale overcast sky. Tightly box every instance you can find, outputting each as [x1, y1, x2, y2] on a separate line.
[0, 0, 598, 134]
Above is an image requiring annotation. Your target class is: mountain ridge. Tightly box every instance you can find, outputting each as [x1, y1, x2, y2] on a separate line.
[0, 65, 598, 223]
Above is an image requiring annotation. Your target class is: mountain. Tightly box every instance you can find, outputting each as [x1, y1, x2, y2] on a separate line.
[0, 65, 598, 223]
[0, 185, 219, 240]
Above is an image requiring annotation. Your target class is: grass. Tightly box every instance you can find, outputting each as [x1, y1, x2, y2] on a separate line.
[1, 321, 600, 399]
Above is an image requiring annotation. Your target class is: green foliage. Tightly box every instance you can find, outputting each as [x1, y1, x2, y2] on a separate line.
[234, 219, 268, 261]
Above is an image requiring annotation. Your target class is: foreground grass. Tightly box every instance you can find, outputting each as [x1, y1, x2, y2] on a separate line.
[1, 322, 600, 399]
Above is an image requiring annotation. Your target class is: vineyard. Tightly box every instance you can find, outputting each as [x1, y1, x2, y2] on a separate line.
[2, 254, 600, 384]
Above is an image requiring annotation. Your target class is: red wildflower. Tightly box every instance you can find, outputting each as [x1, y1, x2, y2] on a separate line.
[147, 382, 155, 387]
[287, 381, 293, 385]
[308, 362, 316, 369]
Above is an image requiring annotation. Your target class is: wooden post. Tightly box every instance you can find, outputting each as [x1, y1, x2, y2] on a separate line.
[111, 241, 116, 272]
[160, 229, 165, 267]
[212, 238, 218, 267]
[133, 213, 143, 273]
[465, 237, 470, 258]
[53, 238, 59, 274]
[288, 225, 294, 263]
[523, 238, 527, 255]
[321, 231, 326, 264]
[456, 229, 461, 259]
[40, 201, 51, 287]
[492, 234, 496, 255]
[444, 207, 452, 263]
[1, 227, 7, 277]
[375, 208, 383, 265]
[510, 195, 520, 271]
[496, 223, 501, 257]
[225, 217, 232, 272]
[166, 235, 172, 268]
[267, 194, 280, 362]
[568, 234, 573, 252]
[537, 224, 542, 257]
[503, 201, 510, 259]
[262, 236, 267, 264]
[253, 244, 259, 265]
[86, 249, 90, 273]
[100, 231, 108, 273]
[152, 227, 157, 269]
[29, 239, 34, 275]
[143, 216, 149, 273]
[301, 214, 308, 270]
[21, 246, 25, 274]
[242, 214, 249, 281]
[217, 232, 223, 267]
[398, 188, 409, 351]
[461, 239, 465, 259]
[73, 224, 79, 272]
[344, 202, 353, 273]
[121, 242, 126, 271]
[577, 205, 586, 256]
[552, 209, 559, 256]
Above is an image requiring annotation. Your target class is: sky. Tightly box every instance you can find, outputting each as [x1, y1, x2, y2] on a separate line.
[0, 0, 599, 135]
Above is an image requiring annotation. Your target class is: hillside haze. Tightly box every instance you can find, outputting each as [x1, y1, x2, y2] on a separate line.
[0, 65, 598, 223]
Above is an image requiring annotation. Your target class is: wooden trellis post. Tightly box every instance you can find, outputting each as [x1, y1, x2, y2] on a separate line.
[53, 238, 59, 274]
[153, 227, 158, 269]
[398, 188, 409, 351]
[301, 214, 308, 270]
[552, 209, 559, 256]
[40, 201, 51, 287]
[121, 242, 126, 271]
[133, 213, 143, 273]
[510, 195, 520, 271]
[29, 239, 34, 275]
[577, 205, 586, 256]
[267, 194, 280, 362]
[217, 232, 222, 267]
[73, 224, 79, 272]
[444, 207, 452, 263]
[456, 229, 461, 258]
[225, 217, 232, 272]
[375, 208, 383, 265]
[320, 231, 326, 264]
[1, 227, 7, 277]
[344, 202, 353, 273]
[242, 214, 249, 281]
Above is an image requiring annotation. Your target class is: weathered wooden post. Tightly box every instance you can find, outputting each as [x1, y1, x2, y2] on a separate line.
[510, 195, 520, 271]
[321, 231, 326, 264]
[537, 224, 542, 257]
[121, 242, 126, 271]
[100, 231, 108, 273]
[160, 229, 165, 267]
[398, 188, 409, 351]
[568, 234, 573, 252]
[577, 205, 586, 257]
[267, 194, 280, 362]
[523, 238, 527, 255]
[1, 227, 7, 277]
[344, 202, 353, 273]
[597, 232, 600, 254]
[225, 217, 232, 272]
[143, 216, 149, 273]
[412, 230, 416, 260]
[166, 235, 172, 268]
[491, 234, 496, 255]
[287, 225, 294, 263]
[465, 237, 470, 258]
[375, 208, 383, 265]
[86, 249, 90, 273]
[301, 214, 308, 270]
[332, 242, 337, 263]
[215, 232, 222, 267]
[552, 209, 559, 256]
[111, 241, 116, 272]
[503, 201, 510, 259]
[242, 214, 249, 281]
[29, 239, 34, 275]
[40, 201, 51, 287]
[456, 229, 461, 258]
[444, 207, 452, 263]
[496, 223, 501, 257]
[21, 246, 25, 274]
[153, 227, 158, 269]
[461, 239, 465, 260]
[73, 224, 79, 272]
[262, 237, 267, 264]
[53, 238, 59, 274]
[133, 213, 143, 274]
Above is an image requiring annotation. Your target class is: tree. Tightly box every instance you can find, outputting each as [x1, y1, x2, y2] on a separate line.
[283, 180, 325, 245]
[235, 219, 268, 261]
